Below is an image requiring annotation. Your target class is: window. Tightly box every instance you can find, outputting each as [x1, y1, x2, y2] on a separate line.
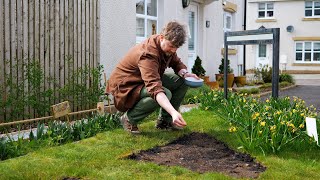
[295, 41, 320, 62]
[238, 64, 243, 76]
[188, 11, 195, 50]
[136, 0, 158, 43]
[305, 1, 320, 17]
[259, 44, 267, 58]
[258, 2, 274, 18]
[223, 12, 232, 32]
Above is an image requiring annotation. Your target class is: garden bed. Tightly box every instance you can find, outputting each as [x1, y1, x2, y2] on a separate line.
[129, 132, 266, 179]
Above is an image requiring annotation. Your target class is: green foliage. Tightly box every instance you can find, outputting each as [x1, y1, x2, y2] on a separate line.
[237, 88, 260, 95]
[254, 64, 272, 83]
[191, 56, 206, 77]
[197, 89, 319, 154]
[0, 113, 121, 160]
[0, 58, 106, 123]
[218, 58, 233, 74]
[182, 85, 211, 104]
[280, 73, 294, 84]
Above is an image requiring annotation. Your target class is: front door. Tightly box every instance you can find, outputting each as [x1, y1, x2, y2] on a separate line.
[188, 4, 198, 72]
[256, 44, 268, 67]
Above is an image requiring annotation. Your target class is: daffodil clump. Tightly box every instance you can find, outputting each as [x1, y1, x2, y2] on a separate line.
[198, 89, 319, 153]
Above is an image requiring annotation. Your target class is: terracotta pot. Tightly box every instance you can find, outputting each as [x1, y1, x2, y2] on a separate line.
[234, 76, 246, 87]
[206, 81, 219, 89]
[201, 76, 210, 84]
[215, 74, 234, 88]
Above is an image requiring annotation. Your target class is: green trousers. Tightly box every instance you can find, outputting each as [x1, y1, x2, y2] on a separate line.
[126, 73, 188, 125]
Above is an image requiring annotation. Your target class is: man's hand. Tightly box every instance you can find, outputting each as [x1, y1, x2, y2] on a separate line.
[171, 111, 187, 128]
[184, 72, 200, 80]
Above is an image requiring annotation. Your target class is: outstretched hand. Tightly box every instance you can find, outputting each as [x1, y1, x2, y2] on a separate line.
[184, 72, 200, 80]
[171, 111, 187, 128]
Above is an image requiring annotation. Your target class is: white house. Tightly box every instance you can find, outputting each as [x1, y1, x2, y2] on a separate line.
[246, 0, 320, 85]
[100, 0, 245, 82]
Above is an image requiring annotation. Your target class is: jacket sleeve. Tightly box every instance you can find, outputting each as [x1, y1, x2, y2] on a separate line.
[138, 54, 165, 100]
[169, 54, 187, 74]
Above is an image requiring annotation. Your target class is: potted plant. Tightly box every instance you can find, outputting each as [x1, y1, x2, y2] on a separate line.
[234, 76, 247, 87]
[215, 58, 234, 88]
[191, 56, 209, 83]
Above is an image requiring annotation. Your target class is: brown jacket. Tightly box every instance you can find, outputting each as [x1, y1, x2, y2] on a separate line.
[106, 35, 187, 112]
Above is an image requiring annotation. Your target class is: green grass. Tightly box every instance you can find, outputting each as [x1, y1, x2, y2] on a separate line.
[0, 109, 319, 179]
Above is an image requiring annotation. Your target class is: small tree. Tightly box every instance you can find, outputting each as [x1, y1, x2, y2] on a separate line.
[218, 58, 233, 74]
[191, 56, 206, 77]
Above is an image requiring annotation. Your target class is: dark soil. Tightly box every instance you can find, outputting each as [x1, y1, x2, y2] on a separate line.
[128, 132, 266, 179]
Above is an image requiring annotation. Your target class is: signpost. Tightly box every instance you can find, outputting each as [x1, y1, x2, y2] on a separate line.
[224, 28, 280, 99]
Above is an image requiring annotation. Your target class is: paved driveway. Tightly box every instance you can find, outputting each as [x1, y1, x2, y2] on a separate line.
[278, 85, 320, 112]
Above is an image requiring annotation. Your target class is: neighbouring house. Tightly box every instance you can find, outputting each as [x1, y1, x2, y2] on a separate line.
[100, 0, 245, 82]
[246, 0, 320, 85]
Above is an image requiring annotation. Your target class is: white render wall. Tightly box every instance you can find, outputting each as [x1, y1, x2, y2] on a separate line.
[100, 1, 136, 78]
[99, 0, 244, 81]
[246, 0, 320, 72]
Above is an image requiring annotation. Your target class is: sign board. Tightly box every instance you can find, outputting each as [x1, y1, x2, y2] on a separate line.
[224, 28, 280, 99]
[306, 117, 318, 144]
[97, 102, 105, 115]
[51, 101, 71, 119]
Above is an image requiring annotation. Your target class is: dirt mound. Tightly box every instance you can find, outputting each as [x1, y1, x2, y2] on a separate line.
[129, 132, 266, 179]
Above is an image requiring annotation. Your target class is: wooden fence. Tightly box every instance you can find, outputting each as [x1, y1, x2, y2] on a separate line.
[0, 0, 100, 123]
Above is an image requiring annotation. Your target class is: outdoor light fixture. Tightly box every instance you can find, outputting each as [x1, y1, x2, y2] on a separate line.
[182, 0, 190, 8]
[286, 25, 294, 33]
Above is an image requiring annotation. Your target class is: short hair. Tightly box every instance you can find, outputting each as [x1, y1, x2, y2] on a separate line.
[161, 21, 187, 48]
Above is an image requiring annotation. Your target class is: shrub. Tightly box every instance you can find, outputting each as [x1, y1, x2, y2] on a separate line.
[280, 73, 294, 84]
[254, 64, 272, 83]
[218, 58, 233, 74]
[191, 56, 206, 77]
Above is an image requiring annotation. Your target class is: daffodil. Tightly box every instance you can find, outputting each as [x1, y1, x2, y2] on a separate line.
[229, 126, 237, 132]
[266, 99, 270, 103]
[260, 121, 266, 126]
[299, 124, 305, 129]
[270, 125, 276, 131]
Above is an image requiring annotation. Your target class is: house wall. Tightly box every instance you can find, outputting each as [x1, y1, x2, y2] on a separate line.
[100, 0, 244, 82]
[100, 1, 136, 78]
[246, 0, 320, 81]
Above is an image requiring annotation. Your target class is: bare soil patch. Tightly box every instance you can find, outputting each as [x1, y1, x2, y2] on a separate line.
[129, 132, 266, 179]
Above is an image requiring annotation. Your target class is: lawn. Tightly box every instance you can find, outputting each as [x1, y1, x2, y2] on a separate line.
[0, 109, 319, 179]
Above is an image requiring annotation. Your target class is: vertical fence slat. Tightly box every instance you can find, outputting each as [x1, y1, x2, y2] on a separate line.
[59, 0, 65, 88]
[77, 0, 82, 114]
[80, 0, 85, 110]
[64, 0, 69, 93]
[0, 0, 4, 122]
[96, 0, 100, 69]
[34, 0, 39, 62]
[54, 0, 60, 105]
[0, 0, 100, 123]
[49, 0, 55, 107]
[28, 0, 34, 60]
[22, 0, 29, 119]
[93, 0, 97, 68]
[89, 0, 94, 84]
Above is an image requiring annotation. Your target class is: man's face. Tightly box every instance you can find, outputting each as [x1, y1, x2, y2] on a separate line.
[160, 35, 178, 57]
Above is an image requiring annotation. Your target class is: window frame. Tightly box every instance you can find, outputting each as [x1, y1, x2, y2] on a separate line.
[305, 1, 320, 17]
[258, 2, 274, 19]
[295, 41, 320, 63]
[223, 11, 232, 32]
[136, 0, 158, 43]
